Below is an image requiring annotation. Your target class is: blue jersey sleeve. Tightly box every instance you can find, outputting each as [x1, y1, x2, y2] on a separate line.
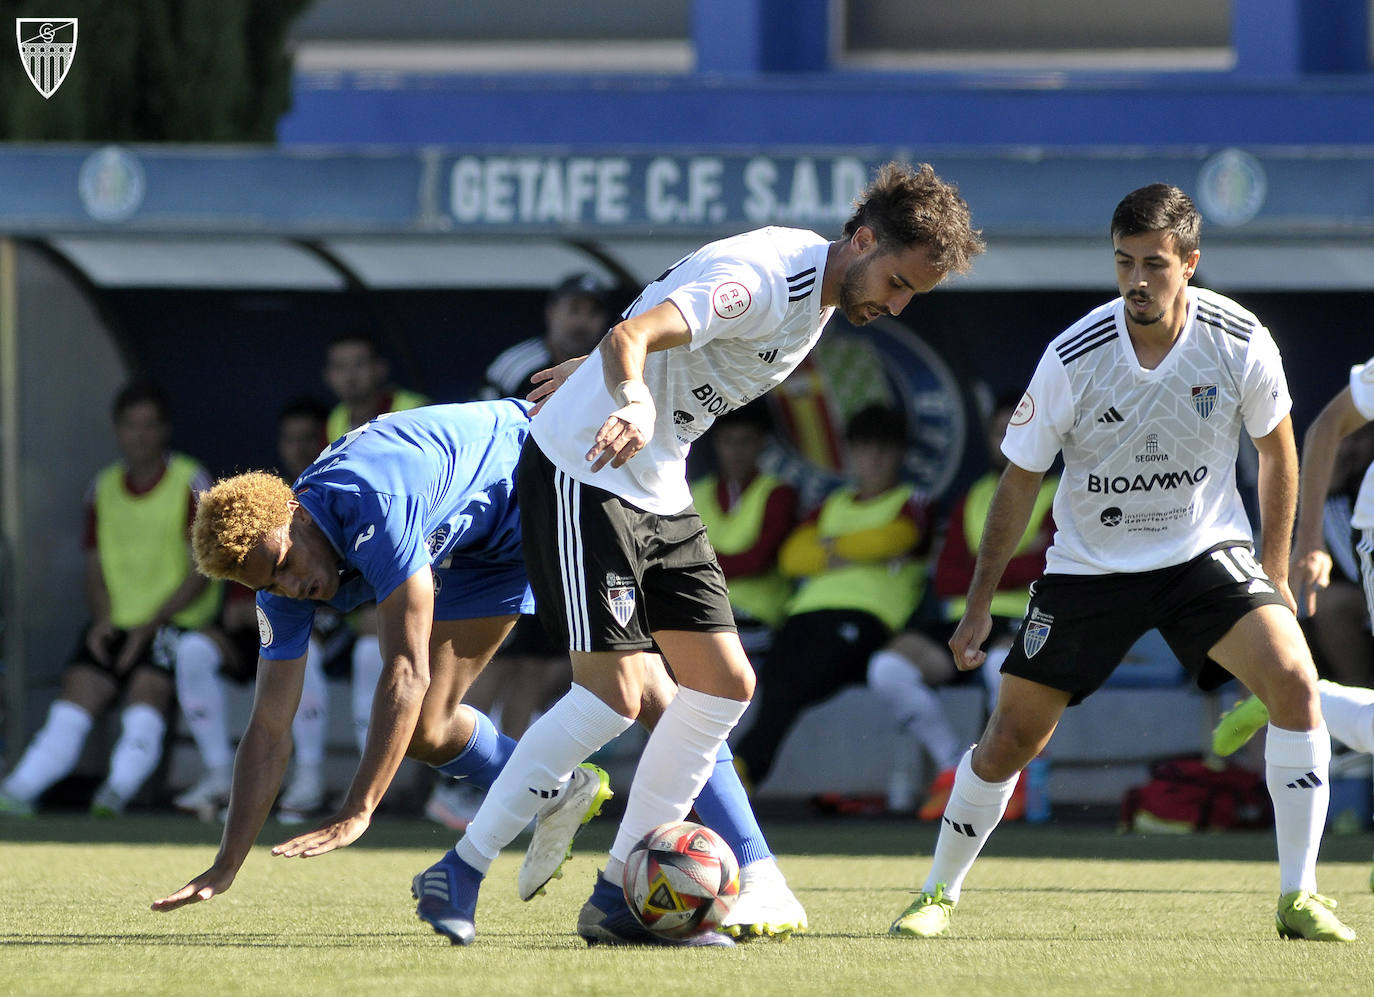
[256, 590, 316, 661]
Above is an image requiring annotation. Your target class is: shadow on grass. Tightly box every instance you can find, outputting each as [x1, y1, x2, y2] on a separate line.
[3, 814, 1372, 866]
[0, 930, 606, 951]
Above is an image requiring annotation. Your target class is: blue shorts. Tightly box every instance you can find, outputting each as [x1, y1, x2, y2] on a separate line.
[433, 556, 535, 621]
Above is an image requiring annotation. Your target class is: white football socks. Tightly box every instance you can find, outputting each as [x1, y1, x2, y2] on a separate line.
[351, 635, 383, 753]
[1316, 679, 1374, 754]
[867, 649, 964, 771]
[2, 699, 93, 802]
[174, 630, 233, 771]
[105, 702, 167, 801]
[609, 687, 748, 864]
[456, 682, 632, 874]
[292, 638, 329, 768]
[922, 749, 1020, 901]
[1265, 723, 1330, 896]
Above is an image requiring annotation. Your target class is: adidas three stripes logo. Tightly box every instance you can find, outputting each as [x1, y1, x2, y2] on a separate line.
[941, 815, 977, 837]
[1284, 771, 1324, 790]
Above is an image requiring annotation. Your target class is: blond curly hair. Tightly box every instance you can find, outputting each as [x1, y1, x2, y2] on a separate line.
[192, 471, 294, 579]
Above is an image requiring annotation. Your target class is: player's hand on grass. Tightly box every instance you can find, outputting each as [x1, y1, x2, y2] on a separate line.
[151, 867, 235, 911]
[271, 810, 371, 858]
[527, 355, 587, 414]
[949, 610, 993, 672]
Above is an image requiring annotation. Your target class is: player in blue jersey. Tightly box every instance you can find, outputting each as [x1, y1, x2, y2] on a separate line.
[151, 400, 801, 936]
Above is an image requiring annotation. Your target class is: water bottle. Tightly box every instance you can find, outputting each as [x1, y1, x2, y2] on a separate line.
[1025, 754, 1051, 823]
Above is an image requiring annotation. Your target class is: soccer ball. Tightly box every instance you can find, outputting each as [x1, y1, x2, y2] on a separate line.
[622, 820, 740, 939]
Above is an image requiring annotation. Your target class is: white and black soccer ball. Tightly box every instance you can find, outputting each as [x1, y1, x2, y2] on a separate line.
[622, 820, 740, 939]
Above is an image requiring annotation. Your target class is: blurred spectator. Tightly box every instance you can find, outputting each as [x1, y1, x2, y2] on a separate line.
[690, 402, 799, 661]
[0, 383, 221, 816]
[171, 397, 352, 821]
[481, 272, 614, 400]
[322, 332, 429, 440]
[733, 404, 933, 791]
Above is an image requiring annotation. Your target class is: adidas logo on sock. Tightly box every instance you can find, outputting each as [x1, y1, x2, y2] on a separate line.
[528, 785, 561, 799]
[1285, 771, 1324, 789]
[1097, 406, 1124, 424]
[941, 815, 976, 837]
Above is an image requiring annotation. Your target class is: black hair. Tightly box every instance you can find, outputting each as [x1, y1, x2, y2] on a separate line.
[713, 400, 773, 434]
[1110, 184, 1201, 257]
[112, 381, 170, 423]
[277, 395, 329, 425]
[845, 403, 908, 447]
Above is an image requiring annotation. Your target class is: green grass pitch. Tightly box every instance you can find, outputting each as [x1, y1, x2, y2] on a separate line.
[3, 815, 1374, 995]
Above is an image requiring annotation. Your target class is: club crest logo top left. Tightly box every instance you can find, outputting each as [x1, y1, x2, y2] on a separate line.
[16, 18, 77, 98]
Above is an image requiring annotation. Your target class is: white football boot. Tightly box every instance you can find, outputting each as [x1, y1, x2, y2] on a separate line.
[721, 857, 808, 939]
[517, 763, 612, 901]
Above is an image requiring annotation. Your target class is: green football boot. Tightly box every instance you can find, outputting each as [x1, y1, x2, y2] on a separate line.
[1275, 890, 1357, 942]
[889, 883, 955, 938]
[1212, 694, 1269, 757]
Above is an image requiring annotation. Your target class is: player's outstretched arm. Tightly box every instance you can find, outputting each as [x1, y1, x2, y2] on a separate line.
[272, 569, 434, 858]
[152, 655, 305, 911]
[950, 462, 1045, 671]
[1253, 415, 1300, 614]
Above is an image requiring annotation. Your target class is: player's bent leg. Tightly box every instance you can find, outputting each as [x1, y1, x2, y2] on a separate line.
[1211, 606, 1339, 914]
[413, 848, 484, 946]
[1208, 604, 1321, 732]
[606, 685, 749, 883]
[411, 615, 519, 764]
[893, 677, 1065, 939]
[454, 677, 631, 899]
[576, 870, 735, 947]
[638, 659, 805, 939]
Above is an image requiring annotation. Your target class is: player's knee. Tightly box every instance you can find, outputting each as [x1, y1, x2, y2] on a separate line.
[1260, 659, 1322, 729]
[973, 717, 1042, 781]
[407, 711, 455, 761]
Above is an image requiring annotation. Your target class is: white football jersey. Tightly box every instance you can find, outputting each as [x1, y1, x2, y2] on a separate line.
[1345, 358, 1374, 529]
[1003, 286, 1290, 574]
[531, 227, 834, 514]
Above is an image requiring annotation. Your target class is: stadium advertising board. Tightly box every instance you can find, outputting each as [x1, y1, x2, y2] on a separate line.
[3, 145, 1374, 237]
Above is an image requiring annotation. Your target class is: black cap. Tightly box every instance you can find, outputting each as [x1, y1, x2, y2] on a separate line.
[550, 272, 611, 306]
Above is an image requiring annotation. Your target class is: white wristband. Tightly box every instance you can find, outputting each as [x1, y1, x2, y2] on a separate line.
[613, 380, 653, 408]
[609, 380, 656, 442]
